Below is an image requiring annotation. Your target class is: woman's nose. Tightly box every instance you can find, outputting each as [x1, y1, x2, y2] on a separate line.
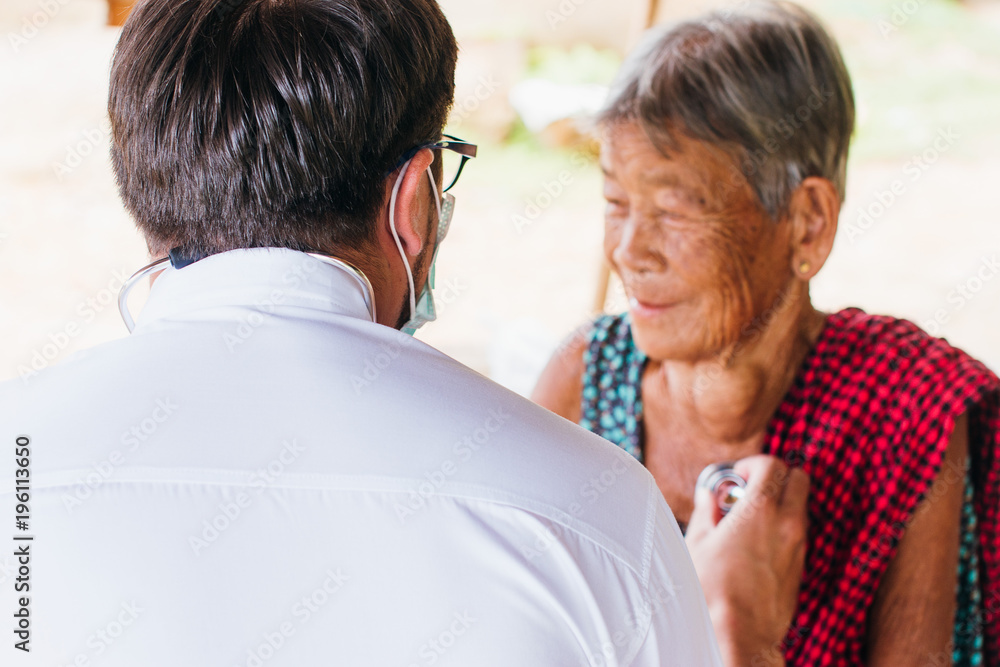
[612, 216, 665, 275]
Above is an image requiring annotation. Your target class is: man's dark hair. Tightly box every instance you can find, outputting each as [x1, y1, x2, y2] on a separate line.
[109, 0, 457, 256]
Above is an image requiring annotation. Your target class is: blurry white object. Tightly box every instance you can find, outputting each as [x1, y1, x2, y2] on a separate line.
[508, 78, 609, 133]
[487, 316, 559, 397]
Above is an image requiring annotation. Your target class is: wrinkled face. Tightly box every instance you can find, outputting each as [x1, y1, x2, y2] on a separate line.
[602, 122, 795, 362]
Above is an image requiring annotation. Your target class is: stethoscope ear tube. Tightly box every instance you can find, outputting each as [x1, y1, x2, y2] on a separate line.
[118, 257, 170, 333]
[305, 253, 377, 324]
[117, 252, 378, 334]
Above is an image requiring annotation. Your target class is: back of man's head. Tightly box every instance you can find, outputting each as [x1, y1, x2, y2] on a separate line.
[109, 0, 457, 258]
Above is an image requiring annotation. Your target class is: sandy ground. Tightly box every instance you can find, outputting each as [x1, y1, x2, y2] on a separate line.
[1, 0, 997, 396]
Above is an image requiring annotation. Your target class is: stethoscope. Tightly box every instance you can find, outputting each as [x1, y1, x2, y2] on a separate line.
[117, 251, 378, 333]
[696, 462, 748, 516]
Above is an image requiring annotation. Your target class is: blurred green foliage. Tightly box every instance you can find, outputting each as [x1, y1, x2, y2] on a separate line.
[524, 44, 623, 86]
[818, 0, 1000, 162]
[457, 0, 999, 182]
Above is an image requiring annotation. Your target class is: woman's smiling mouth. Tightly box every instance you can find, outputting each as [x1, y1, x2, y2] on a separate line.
[628, 296, 679, 318]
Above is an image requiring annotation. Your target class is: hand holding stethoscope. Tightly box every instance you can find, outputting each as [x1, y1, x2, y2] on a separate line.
[686, 456, 811, 663]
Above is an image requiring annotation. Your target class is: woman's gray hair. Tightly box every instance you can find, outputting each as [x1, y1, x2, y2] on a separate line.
[599, 1, 855, 219]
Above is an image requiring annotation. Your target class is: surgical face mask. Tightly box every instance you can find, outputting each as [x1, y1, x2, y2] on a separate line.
[388, 157, 455, 336]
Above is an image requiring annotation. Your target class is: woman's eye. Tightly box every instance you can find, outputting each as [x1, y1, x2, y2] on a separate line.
[604, 199, 628, 214]
[654, 207, 695, 225]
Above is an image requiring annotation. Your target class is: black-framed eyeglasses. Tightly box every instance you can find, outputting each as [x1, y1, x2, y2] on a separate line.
[391, 134, 478, 193]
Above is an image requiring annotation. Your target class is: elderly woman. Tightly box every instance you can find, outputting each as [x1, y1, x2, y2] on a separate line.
[533, 3, 999, 666]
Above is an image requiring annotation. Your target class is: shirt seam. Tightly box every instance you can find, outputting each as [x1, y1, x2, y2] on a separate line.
[622, 613, 654, 667]
[616, 477, 658, 666]
[639, 474, 657, 586]
[10, 469, 648, 579]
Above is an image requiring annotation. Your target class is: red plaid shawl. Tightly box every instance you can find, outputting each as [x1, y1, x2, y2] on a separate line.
[580, 307, 1000, 664]
[762, 308, 1000, 664]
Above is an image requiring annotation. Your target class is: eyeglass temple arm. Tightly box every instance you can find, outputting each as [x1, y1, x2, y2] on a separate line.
[440, 135, 478, 158]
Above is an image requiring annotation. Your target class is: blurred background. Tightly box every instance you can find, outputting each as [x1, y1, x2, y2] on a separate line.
[1, 0, 998, 394]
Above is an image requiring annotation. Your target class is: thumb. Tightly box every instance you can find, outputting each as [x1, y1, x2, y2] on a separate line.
[685, 486, 720, 545]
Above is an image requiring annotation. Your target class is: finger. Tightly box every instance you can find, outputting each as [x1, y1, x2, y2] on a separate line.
[733, 454, 791, 506]
[785, 531, 809, 592]
[779, 467, 810, 518]
[777, 468, 811, 552]
[685, 487, 719, 545]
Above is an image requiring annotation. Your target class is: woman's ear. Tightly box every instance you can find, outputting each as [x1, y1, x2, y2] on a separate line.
[382, 148, 436, 259]
[787, 177, 840, 280]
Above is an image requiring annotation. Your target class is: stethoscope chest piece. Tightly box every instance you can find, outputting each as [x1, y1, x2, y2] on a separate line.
[696, 462, 747, 515]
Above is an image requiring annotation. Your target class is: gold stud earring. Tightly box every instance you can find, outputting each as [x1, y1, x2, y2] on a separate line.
[798, 260, 811, 275]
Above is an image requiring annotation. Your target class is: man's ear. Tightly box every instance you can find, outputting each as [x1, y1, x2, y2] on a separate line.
[381, 148, 435, 259]
[787, 177, 840, 280]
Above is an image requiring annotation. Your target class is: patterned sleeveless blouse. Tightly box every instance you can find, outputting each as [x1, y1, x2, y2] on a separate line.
[580, 308, 1000, 666]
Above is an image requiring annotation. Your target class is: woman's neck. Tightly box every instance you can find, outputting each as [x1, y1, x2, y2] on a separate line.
[647, 284, 827, 446]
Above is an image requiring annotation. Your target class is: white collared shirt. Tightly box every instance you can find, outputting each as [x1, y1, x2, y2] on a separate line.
[0, 248, 721, 666]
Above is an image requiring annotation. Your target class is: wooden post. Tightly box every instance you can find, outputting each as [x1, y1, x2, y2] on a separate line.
[107, 0, 135, 27]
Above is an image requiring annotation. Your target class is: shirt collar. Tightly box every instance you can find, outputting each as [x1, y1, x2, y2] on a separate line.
[133, 248, 376, 331]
